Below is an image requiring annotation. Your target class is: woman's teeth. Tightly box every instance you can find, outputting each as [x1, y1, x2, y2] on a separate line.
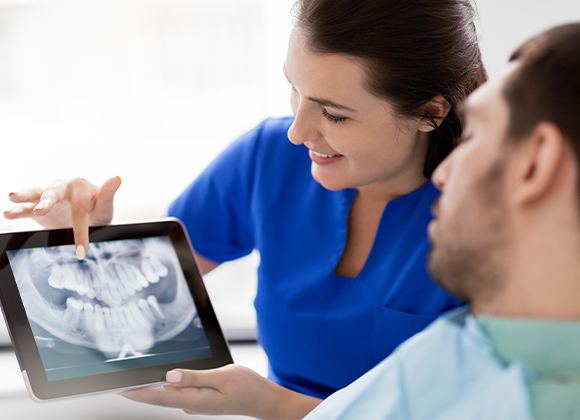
[312, 151, 340, 158]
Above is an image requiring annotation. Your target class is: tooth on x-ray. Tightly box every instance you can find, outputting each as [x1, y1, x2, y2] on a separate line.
[118, 343, 142, 359]
[11, 237, 197, 359]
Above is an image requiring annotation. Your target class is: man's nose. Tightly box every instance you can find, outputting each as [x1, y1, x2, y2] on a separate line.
[432, 153, 453, 190]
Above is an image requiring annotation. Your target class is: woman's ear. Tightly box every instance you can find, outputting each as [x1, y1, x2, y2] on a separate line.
[511, 122, 566, 206]
[418, 95, 451, 133]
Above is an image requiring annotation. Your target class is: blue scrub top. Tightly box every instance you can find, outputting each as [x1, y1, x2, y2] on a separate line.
[169, 117, 462, 399]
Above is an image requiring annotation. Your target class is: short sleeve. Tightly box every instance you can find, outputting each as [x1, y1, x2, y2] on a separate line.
[168, 122, 264, 263]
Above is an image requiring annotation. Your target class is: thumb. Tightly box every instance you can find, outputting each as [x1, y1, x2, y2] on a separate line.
[99, 176, 122, 202]
[93, 176, 121, 223]
[165, 368, 225, 389]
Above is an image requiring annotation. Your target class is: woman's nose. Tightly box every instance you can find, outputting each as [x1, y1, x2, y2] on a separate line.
[287, 104, 322, 146]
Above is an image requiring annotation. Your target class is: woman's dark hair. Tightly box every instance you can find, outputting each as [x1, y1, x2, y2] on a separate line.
[294, 0, 487, 177]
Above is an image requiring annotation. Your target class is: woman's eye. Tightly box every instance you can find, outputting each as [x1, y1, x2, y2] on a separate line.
[322, 108, 347, 124]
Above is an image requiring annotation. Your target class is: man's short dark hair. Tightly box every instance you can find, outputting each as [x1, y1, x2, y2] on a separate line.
[503, 23, 580, 202]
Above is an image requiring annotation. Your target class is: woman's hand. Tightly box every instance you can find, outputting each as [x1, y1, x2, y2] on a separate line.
[120, 365, 321, 419]
[4, 176, 122, 258]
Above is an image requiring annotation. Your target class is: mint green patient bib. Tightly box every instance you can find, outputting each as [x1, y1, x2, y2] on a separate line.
[479, 316, 580, 419]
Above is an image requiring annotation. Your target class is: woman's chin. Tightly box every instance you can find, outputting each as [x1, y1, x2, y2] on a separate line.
[311, 167, 352, 191]
[312, 175, 348, 191]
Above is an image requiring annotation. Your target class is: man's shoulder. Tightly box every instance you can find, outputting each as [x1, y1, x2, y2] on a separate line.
[392, 307, 490, 367]
[356, 307, 496, 396]
[391, 307, 532, 418]
[307, 308, 532, 419]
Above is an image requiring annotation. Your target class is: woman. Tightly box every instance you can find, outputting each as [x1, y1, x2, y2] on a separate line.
[5, 0, 485, 405]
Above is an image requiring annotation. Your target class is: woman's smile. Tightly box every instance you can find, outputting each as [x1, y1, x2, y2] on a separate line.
[308, 149, 344, 165]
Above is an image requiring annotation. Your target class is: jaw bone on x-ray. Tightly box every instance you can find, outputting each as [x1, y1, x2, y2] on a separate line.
[10, 237, 198, 360]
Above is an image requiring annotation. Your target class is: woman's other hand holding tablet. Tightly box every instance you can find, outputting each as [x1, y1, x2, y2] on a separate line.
[4, 176, 122, 259]
[121, 365, 321, 419]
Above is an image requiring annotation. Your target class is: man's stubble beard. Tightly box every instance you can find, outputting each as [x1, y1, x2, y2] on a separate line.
[428, 159, 510, 306]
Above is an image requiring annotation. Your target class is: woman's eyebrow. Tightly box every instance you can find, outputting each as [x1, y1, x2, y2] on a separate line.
[283, 64, 358, 113]
[308, 97, 357, 112]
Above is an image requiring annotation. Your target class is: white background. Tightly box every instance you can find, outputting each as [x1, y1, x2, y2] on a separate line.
[0, 0, 580, 342]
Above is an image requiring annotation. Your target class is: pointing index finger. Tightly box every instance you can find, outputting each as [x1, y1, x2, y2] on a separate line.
[67, 179, 97, 259]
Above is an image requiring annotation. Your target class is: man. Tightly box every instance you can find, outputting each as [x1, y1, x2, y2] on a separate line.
[123, 23, 580, 418]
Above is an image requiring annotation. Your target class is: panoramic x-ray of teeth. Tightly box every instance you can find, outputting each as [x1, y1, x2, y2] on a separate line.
[8, 237, 205, 362]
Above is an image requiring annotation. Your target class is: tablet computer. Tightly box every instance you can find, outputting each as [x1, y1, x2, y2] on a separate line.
[0, 218, 232, 401]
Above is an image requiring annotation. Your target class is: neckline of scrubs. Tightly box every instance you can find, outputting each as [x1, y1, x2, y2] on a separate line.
[333, 180, 435, 281]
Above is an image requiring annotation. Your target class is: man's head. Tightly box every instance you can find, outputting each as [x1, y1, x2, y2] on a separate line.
[428, 23, 580, 316]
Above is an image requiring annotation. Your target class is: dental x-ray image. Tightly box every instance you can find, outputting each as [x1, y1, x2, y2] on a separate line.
[7, 236, 211, 381]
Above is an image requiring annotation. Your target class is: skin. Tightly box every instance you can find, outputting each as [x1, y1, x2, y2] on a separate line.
[285, 28, 442, 277]
[285, 29, 432, 196]
[427, 67, 514, 305]
[429, 63, 580, 319]
[4, 26, 449, 418]
[4, 176, 219, 273]
[120, 366, 320, 419]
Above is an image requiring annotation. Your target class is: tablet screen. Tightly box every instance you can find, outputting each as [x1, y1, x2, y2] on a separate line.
[7, 236, 211, 382]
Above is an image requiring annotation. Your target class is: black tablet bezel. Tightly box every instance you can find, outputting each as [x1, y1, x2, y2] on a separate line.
[0, 218, 233, 400]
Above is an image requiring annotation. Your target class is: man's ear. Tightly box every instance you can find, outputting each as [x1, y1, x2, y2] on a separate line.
[511, 122, 566, 206]
[418, 95, 451, 133]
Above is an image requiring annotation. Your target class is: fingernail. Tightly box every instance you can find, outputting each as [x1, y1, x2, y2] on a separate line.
[166, 370, 182, 383]
[8, 192, 15, 197]
[76, 245, 86, 260]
